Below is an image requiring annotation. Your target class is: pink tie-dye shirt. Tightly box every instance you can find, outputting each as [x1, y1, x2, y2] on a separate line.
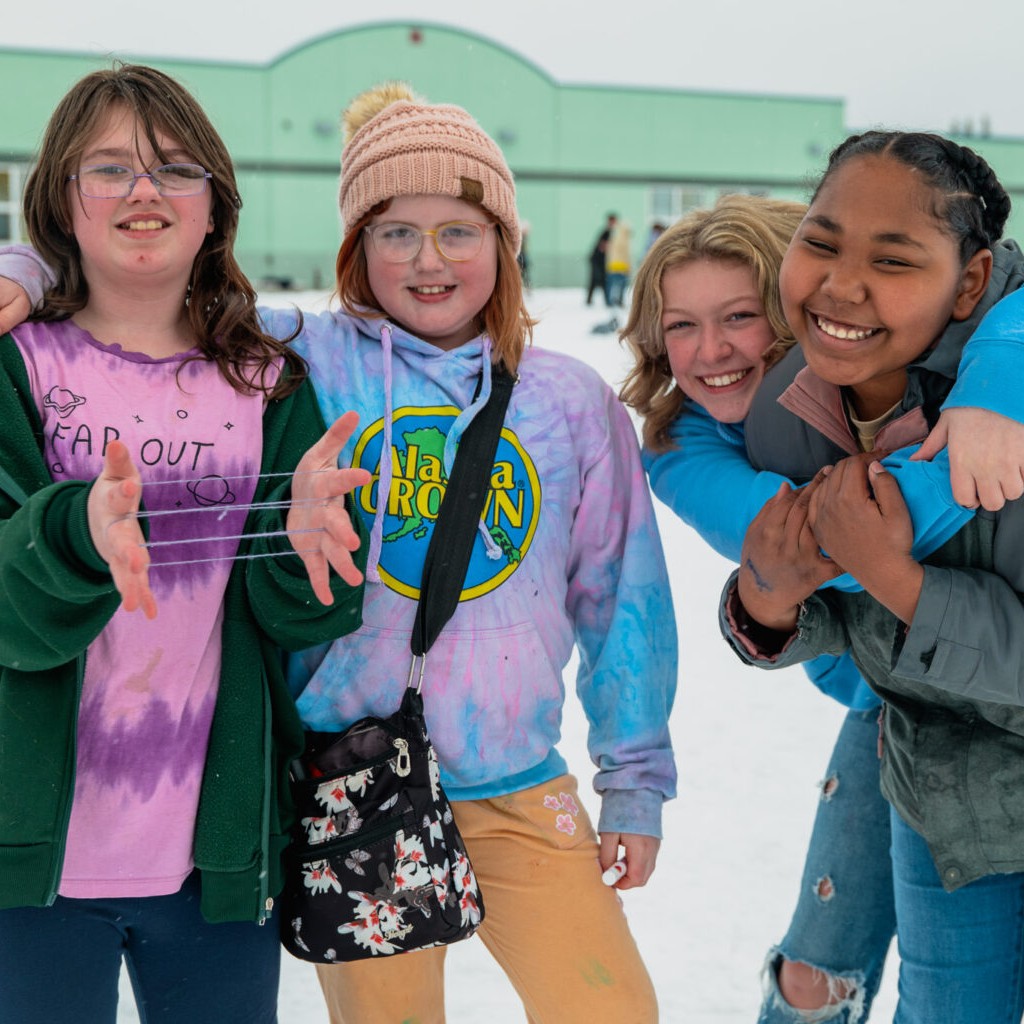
[14, 319, 265, 898]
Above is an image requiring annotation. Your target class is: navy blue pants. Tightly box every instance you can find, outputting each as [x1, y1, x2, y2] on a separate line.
[0, 871, 280, 1024]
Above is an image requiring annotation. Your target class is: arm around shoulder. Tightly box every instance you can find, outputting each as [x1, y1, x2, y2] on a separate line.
[646, 404, 790, 563]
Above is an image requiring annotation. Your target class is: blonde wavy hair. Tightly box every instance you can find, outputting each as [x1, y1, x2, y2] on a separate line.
[619, 194, 807, 452]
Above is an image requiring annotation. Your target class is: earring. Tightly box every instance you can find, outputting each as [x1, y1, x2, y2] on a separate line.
[185, 284, 192, 309]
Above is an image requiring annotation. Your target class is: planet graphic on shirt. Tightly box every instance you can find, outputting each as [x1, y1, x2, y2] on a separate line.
[186, 475, 236, 507]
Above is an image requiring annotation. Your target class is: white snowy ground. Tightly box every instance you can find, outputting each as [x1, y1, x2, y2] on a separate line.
[116, 288, 899, 1023]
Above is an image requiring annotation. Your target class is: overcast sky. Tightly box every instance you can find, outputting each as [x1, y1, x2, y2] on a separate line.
[7, 1, 1024, 138]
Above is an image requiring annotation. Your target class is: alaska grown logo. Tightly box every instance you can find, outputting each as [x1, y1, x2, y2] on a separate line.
[351, 405, 541, 600]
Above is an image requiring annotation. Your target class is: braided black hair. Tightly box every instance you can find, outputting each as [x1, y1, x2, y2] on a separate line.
[814, 131, 1011, 263]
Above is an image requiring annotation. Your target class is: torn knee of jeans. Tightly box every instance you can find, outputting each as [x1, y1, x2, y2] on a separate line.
[762, 952, 869, 1023]
[813, 875, 835, 902]
[818, 773, 839, 802]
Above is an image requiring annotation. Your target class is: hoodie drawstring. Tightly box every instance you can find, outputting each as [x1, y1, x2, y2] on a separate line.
[365, 323, 395, 583]
[365, 328, 506, 583]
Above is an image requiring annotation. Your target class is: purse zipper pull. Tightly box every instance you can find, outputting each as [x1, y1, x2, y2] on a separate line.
[393, 738, 412, 777]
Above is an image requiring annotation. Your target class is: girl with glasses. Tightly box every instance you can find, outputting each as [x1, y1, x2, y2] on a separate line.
[0, 63, 370, 1024]
[273, 80, 676, 1024]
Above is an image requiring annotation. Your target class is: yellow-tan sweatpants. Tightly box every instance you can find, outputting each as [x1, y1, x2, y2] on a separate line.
[315, 774, 658, 1024]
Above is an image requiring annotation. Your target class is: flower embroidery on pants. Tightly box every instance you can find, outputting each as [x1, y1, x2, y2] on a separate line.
[544, 792, 579, 836]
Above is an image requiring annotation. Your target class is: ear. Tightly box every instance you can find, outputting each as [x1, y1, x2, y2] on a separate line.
[951, 247, 993, 321]
[207, 215, 215, 235]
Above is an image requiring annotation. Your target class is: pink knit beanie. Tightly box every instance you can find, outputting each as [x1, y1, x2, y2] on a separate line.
[339, 82, 521, 254]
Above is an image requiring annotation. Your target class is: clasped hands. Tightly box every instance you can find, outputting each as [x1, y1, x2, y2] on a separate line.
[737, 453, 923, 634]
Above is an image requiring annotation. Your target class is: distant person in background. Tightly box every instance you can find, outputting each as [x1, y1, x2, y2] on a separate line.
[606, 219, 632, 306]
[645, 221, 667, 253]
[517, 218, 532, 289]
[586, 212, 617, 305]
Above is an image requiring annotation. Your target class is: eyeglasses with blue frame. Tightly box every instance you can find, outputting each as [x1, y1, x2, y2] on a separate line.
[67, 163, 212, 199]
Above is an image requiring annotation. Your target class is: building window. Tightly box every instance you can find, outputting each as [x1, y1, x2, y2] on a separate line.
[649, 186, 676, 221]
[0, 165, 25, 244]
[647, 183, 768, 225]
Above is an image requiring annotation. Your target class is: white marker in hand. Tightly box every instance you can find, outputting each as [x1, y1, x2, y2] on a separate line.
[601, 859, 627, 886]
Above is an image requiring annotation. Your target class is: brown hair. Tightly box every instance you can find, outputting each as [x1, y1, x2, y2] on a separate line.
[335, 199, 534, 373]
[619, 194, 806, 451]
[24, 62, 304, 397]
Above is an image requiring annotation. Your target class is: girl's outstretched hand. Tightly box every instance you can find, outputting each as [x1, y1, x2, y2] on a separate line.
[599, 832, 660, 890]
[737, 474, 838, 632]
[288, 411, 372, 604]
[912, 407, 1024, 511]
[87, 440, 156, 620]
[809, 456, 923, 624]
[0, 278, 30, 336]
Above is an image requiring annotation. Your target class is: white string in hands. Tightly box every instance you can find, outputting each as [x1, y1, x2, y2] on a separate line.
[115, 468, 350, 568]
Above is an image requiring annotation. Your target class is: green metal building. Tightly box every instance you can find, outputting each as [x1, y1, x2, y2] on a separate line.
[3, 20, 1024, 289]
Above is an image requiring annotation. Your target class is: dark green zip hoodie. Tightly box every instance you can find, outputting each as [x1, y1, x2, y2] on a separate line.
[0, 334, 365, 923]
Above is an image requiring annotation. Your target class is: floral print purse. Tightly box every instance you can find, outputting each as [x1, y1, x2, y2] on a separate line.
[279, 364, 514, 963]
[279, 684, 484, 961]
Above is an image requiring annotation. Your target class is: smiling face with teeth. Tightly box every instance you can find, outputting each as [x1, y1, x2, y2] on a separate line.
[68, 104, 214, 301]
[364, 194, 498, 351]
[780, 154, 991, 420]
[660, 257, 777, 423]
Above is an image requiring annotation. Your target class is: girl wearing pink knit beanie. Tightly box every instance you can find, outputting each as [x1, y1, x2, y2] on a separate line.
[293, 82, 676, 1024]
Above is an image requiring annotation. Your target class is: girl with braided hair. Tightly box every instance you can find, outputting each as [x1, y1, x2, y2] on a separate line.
[720, 131, 1024, 1022]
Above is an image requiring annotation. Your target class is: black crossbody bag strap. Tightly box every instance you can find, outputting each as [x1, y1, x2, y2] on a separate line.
[411, 363, 515, 658]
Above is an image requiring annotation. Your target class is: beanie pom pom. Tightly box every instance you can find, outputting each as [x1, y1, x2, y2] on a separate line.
[342, 81, 420, 144]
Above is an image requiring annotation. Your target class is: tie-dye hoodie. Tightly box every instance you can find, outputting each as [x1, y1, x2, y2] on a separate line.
[269, 307, 678, 838]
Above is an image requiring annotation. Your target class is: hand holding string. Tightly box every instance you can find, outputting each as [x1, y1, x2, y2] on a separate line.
[88, 440, 157, 620]
[287, 411, 372, 604]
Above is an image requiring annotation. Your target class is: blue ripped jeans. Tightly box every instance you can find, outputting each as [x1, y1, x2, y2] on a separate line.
[891, 810, 1024, 1024]
[759, 708, 896, 1023]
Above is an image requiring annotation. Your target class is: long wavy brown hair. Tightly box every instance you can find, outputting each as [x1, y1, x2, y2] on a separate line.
[619, 194, 807, 452]
[335, 199, 534, 373]
[24, 62, 304, 397]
